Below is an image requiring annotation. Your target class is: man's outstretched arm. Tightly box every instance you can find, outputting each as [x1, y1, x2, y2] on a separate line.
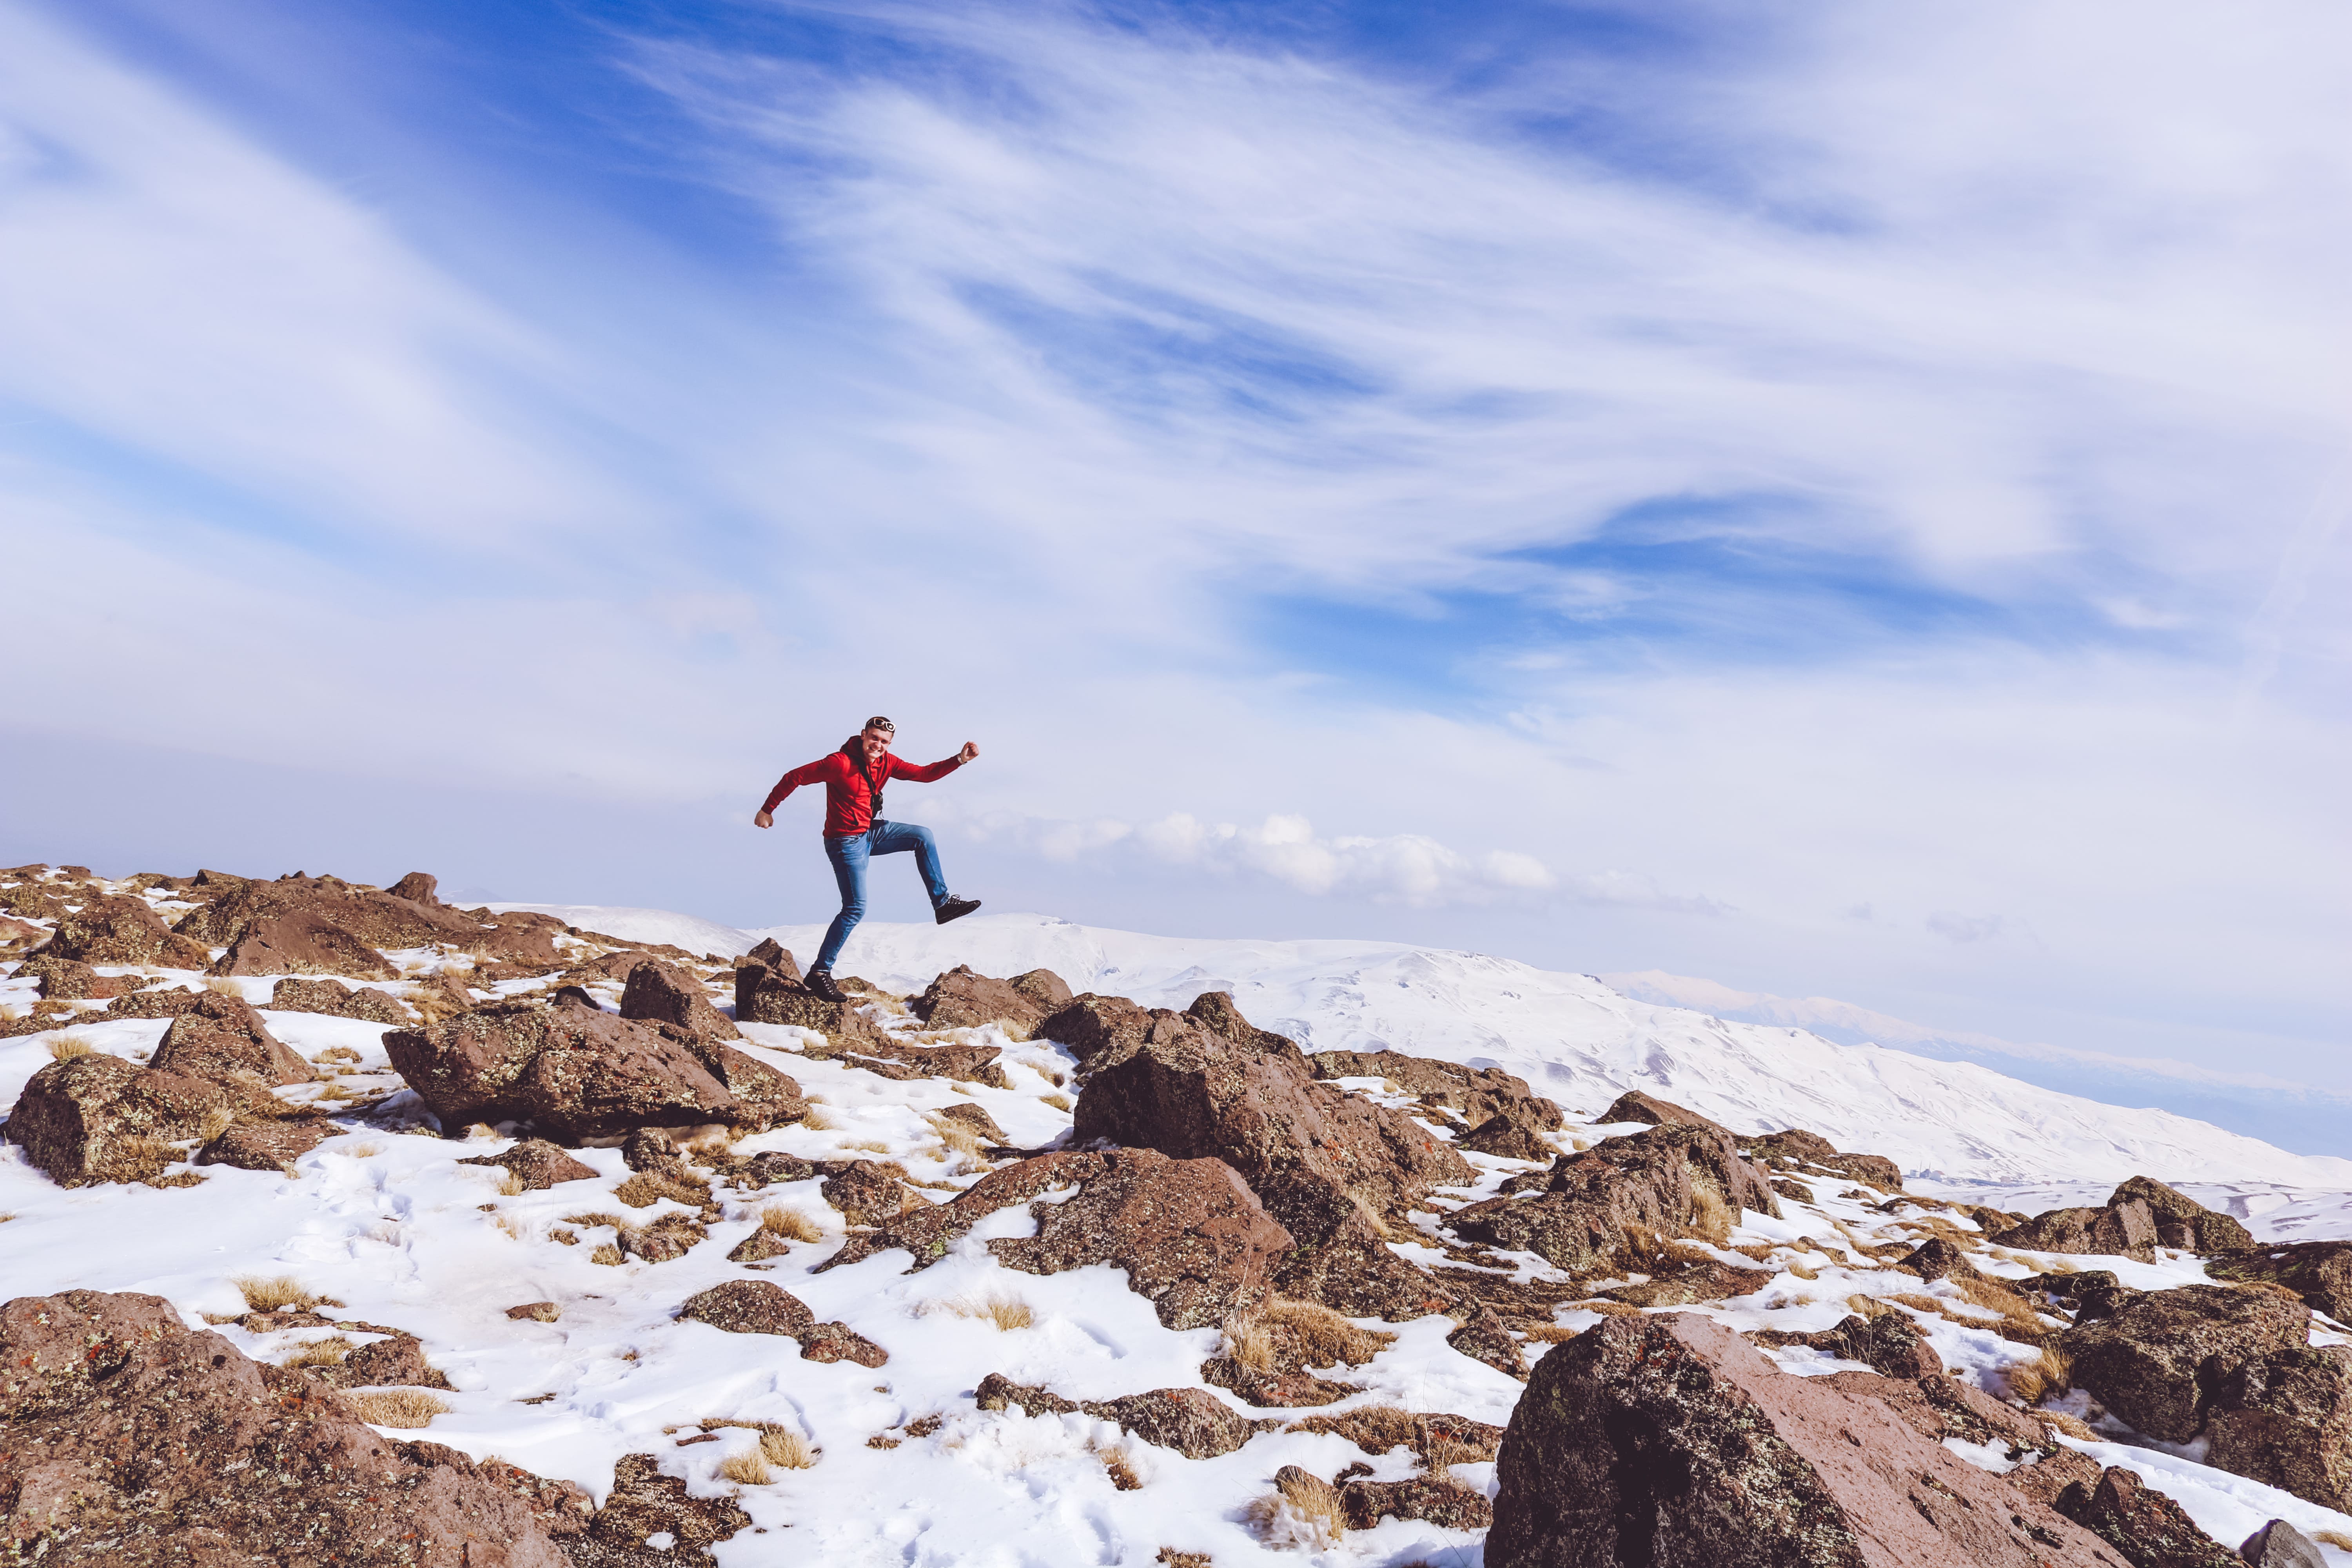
[889, 742, 979, 784]
[753, 756, 837, 828]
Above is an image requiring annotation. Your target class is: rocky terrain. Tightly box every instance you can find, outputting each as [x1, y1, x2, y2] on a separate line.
[5, 862, 2352, 1565]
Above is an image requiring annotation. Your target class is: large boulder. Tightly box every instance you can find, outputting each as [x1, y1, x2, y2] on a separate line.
[214, 910, 401, 980]
[150, 1007, 316, 1089]
[1994, 1176, 2250, 1261]
[1073, 993, 1474, 1222]
[2060, 1283, 2311, 1442]
[977, 1374, 1272, 1459]
[37, 893, 211, 969]
[382, 1001, 801, 1141]
[1488, 1312, 2117, 1567]
[196, 1118, 338, 1174]
[457, 1138, 598, 1189]
[1739, 1128, 1906, 1193]
[17, 956, 137, 1001]
[1308, 1047, 1563, 1130]
[1034, 993, 1154, 1070]
[910, 964, 1072, 1033]
[1596, 1089, 1727, 1132]
[4, 1055, 232, 1186]
[268, 976, 412, 1024]
[1444, 1123, 1780, 1273]
[620, 959, 740, 1042]
[2053, 1465, 2243, 1568]
[175, 873, 558, 970]
[2203, 1345, 2352, 1513]
[574, 1451, 749, 1566]
[0, 1289, 581, 1565]
[2209, 1241, 2352, 1325]
[733, 955, 879, 1040]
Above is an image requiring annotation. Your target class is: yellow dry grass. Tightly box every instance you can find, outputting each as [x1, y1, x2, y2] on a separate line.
[495, 1169, 526, 1197]
[1844, 1294, 1894, 1319]
[343, 1143, 381, 1159]
[924, 1292, 1035, 1331]
[1784, 1259, 1819, 1281]
[929, 1117, 985, 1158]
[1688, 1187, 1733, 1244]
[350, 1390, 449, 1428]
[203, 978, 244, 997]
[1521, 1322, 1584, 1342]
[2039, 1410, 2099, 1441]
[1246, 1467, 1345, 1546]
[1039, 1093, 1073, 1112]
[198, 1105, 237, 1143]
[2313, 1530, 2352, 1551]
[1258, 1299, 1395, 1367]
[717, 1449, 772, 1486]
[799, 1106, 842, 1132]
[840, 1139, 892, 1154]
[590, 1244, 626, 1266]
[234, 1275, 320, 1313]
[614, 1171, 710, 1209]
[1099, 1445, 1142, 1490]
[757, 1206, 824, 1243]
[46, 1035, 94, 1060]
[279, 1336, 354, 1368]
[759, 1428, 817, 1469]
[2005, 1346, 2073, 1405]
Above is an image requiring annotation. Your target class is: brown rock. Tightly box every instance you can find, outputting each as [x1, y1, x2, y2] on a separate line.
[213, 909, 401, 980]
[1602, 1257, 1777, 1308]
[812, 1032, 1013, 1089]
[573, 1451, 749, 1568]
[742, 936, 800, 978]
[2061, 1282, 2310, 1442]
[1308, 1047, 1564, 1130]
[2107, 1175, 2256, 1253]
[1994, 1201, 2163, 1262]
[1596, 1089, 1728, 1133]
[1012, 967, 1074, 1013]
[989, 1148, 1297, 1330]
[1488, 1312, 2118, 1567]
[17, 956, 135, 1000]
[36, 893, 211, 969]
[1034, 993, 1154, 1069]
[820, 1150, 1111, 1272]
[1790, 1314, 1945, 1380]
[0, 1289, 571, 1566]
[387, 871, 440, 903]
[1818, 1366, 2050, 1457]
[937, 1099, 1009, 1143]
[2204, 1345, 2352, 1512]
[1201, 1355, 1355, 1408]
[309, 1333, 455, 1392]
[196, 1117, 337, 1174]
[1445, 1122, 1780, 1272]
[1462, 1106, 1562, 1161]
[2054, 1465, 2241, 1568]
[457, 1137, 599, 1189]
[383, 1001, 775, 1140]
[2240, 1520, 2330, 1568]
[151, 1007, 316, 1088]
[975, 1374, 1271, 1458]
[733, 958, 880, 1041]
[2209, 1241, 2352, 1326]
[620, 958, 740, 1042]
[1447, 1305, 1529, 1379]
[1286, 1405, 1505, 1463]
[0, 913, 46, 946]
[822, 1160, 920, 1225]
[1740, 1128, 1906, 1192]
[681, 1037, 806, 1126]
[911, 964, 1062, 1032]
[1896, 1236, 1983, 1283]
[176, 873, 553, 967]
[1073, 994, 1474, 1224]
[1256, 1169, 1463, 1320]
[4, 1054, 231, 1186]
[675, 1280, 814, 1337]
[796, 1321, 889, 1367]
[506, 1302, 561, 1323]
[1339, 1473, 1495, 1532]
[268, 976, 413, 1025]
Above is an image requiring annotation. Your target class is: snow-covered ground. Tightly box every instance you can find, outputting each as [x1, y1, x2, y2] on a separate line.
[7, 893, 2352, 1564]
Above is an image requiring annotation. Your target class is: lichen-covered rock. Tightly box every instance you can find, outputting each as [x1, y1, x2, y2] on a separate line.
[387, 871, 440, 903]
[214, 910, 401, 980]
[676, 1280, 815, 1337]
[1461, 1109, 1560, 1162]
[2060, 1283, 2311, 1443]
[911, 964, 1069, 1032]
[2240, 1519, 2329, 1568]
[2053, 1465, 2242, 1568]
[36, 893, 211, 969]
[1446, 1305, 1529, 1379]
[796, 1321, 889, 1367]
[976, 1374, 1272, 1458]
[1753, 1313, 1944, 1381]
[268, 976, 413, 1025]
[178, 873, 559, 967]
[4, 1054, 231, 1186]
[2106, 1175, 2255, 1252]
[572, 1452, 749, 1568]
[988, 1149, 1296, 1330]
[1595, 1089, 1726, 1132]
[937, 1099, 1009, 1143]
[808, 1033, 1012, 1089]
[1308, 1047, 1563, 1130]
[620, 958, 740, 1041]
[0, 1289, 573, 1566]
[196, 1117, 337, 1174]
[821, 1160, 919, 1225]
[1739, 1128, 1906, 1192]
[2209, 1241, 2352, 1326]
[303, 1333, 455, 1392]
[457, 1137, 598, 1189]
[151, 1006, 316, 1089]
[382, 1001, 778, 1140]
[1339, 1473, 1495, 1532]
[1444, 1122, 1780, 1273]
[1034, 993, 1154, 1069]
[734, 957, 879, 1040]
[2203, 1345, 2352, 1513]
[1994, 1177, 2249, 1261]
[17, 956, 136, 1000]
[1488, 1312, 2116, 1568]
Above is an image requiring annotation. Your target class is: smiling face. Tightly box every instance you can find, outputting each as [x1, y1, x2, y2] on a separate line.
[860, 726, 891, 763]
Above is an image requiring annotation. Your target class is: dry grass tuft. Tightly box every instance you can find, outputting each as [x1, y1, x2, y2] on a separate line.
[924, 1292, 1035, 1331]
[798, 1104, 841, 1132]
[1521, 1322, 1584, 1342]
[613, 1171, 711, 1209]
[235, 1275, 320, 1313]
[2004, 1346, 2073, 1406]
[1688, 1187, 1733, 1244]
[759, 1428, 817, 1469]
[841, 1139, 891, 1154]
[1246, 1467, 1345, 1549]
[1844, 1294, 1894, 1319]
[280, 1337, 354, 1368]
[2312, 1529, 2352, 1551]
[1784, 1258, 1819, 1281]
[203, 977, 245, 997]
[47, 1035, 95, 1061]
[1260, 1298, 1395, 1367]
[1225, 1315, 1275, 1372]
[1950, 1273, 2056, 1339]
[198, 1105, 237, 1144]
[1038, 1092, 1073, 1112]
[350, 1390, 450, 1428]
[1100, 1447, 1142, 1490]
[929, 1117, 985, 1158]
[716, 1449, 772, 1486]
[2039, 1410, 2099, 1441]
[757, 1206, 824, 1243]
[590, 1243, 626, 1266]
[494, 1213, 532, 1241]
[495, 1169, 526, 1197]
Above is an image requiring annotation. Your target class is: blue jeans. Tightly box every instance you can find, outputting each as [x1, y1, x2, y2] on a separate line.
[816, 820, 949, 971]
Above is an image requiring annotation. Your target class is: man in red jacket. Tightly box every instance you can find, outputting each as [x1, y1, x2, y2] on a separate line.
[754, 716, 981, 1002]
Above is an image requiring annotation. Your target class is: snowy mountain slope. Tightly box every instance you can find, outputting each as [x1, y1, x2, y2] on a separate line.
[496, 906, 2352, 1191]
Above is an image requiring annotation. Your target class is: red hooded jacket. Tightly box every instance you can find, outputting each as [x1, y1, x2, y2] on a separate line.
[762, 740, 964, 837]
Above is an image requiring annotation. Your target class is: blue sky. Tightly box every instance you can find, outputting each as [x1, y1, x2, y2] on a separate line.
[3, 0, 2346, 1139]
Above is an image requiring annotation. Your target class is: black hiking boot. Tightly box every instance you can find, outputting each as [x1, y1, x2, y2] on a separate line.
[804, 966, 847, 1004]
[934, 896, 981, 926]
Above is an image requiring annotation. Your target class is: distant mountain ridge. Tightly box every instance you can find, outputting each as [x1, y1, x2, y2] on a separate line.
[490, 905, 2352, 1191]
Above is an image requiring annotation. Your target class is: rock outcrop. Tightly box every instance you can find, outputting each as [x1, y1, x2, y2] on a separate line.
[733, 949, 880, 1040]
[673, 1280, 889, 1367]
[150, 1007, 317, 1091]
[36, 893, 212, 970]
[17, 956, 137, 1000]
[383, 1001, 803, 1141]
[174, 872, 562, 974]
[1034, 993, 1154, 1071]
[268, 976, 414, 1024]
[2060, 1282, 2310, 1442]
[910, 964, 1073, 1032]
[1487, 1312, 2119, 1567]
[5, 1054, 232, 1186]
[1739, 1127, 1906, 1193]
[1994, 1176, 2252, 1260]
[2052, 1465, 2242, 1568]
[572, 1451, 750, 1568]
[1307, 1048, 1563, 1131]
[2208, 1241, 2352, 1325]
[2203, 1345, 2352, 1514]
[976, 1374, 1272, 1459]
[0, 1289, 581, 1565]
[457, 1137, 599, 1189]
[1444, 1122, 1779, 1273]
[1750, 1312, 1944, 1380]
[1595, 1089, 1725, 1131]
[619, 958, 740, 1042]
[196, 1118, 338, 1174]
